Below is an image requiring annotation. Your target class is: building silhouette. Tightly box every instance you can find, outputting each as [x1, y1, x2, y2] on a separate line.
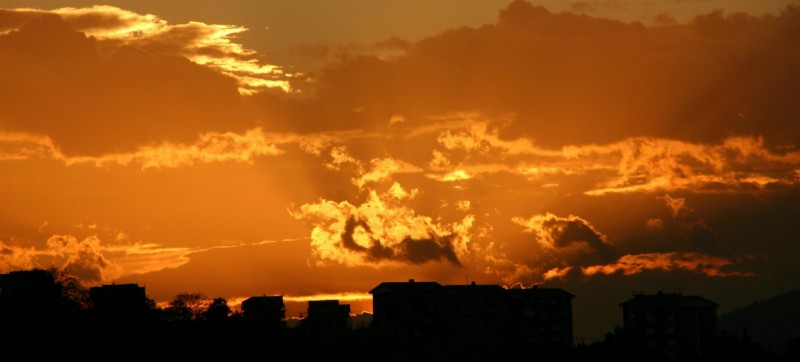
[0, 270, 63, 321]
[241, 295, 285, 327]
[89, 283, 149, 321]
[620, 291, 718, 360]
[508, 285, 575, 349]
[370, 279, 574, 355]
[444, 283, 510, 350]
[303, 300, 351, 332]
[370, 279, 445, 341]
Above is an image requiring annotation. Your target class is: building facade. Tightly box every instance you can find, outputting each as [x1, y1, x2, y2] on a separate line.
[304, 300, 351, 332]
[89, 283, 149, 321]
[621, 291, 718, 360]
[241, 295, 285, 327]
[370, 279, 574, 354]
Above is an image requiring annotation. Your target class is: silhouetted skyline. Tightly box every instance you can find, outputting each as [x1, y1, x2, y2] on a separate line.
[1, 269, 798, 361]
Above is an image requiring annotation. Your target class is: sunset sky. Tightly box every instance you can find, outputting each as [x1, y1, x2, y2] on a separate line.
[1, 0, 799, 340]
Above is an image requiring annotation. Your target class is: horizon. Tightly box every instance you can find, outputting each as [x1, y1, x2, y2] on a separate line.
[1, 0, 799, 342]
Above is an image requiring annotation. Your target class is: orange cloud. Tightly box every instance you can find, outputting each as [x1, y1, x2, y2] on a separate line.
[429, 118, 800, 195]
[437, 120, 561, 157]
[543, 266, 573, 281]
[0, 128, 283, 170]
[0, 224, 305, 286]
[325, 146, 359, 170]
[578, 136, 800, 195]
[0, 233, 190, 284]
[0, 13, 253, 155]
[1, 6, 292, 94]
[282, 292, 372, 303]
[581, 252, 754, 277]
[0, 132, 61, 161]
[512, 212, 617, 266]
[67, 128, 284, 170]
[354, 158, 423, 189]
[264, 1, 800, 165]
[291, 182, 474, 267]
[659, 194, 691, 217]
[645, 218, 665, 231]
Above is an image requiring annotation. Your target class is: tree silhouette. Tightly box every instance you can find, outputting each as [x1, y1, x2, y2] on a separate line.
[165, 292, 209, 321]
[47, 267, 89, 310]
[204, 297, 231, 322]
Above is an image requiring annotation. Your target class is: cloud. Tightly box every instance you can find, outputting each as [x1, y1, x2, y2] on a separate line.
[0, 242, 36, 272]
[354, 157, 423, 189]
[646, 218, 664, 231]
[0, 222, 302, 285]
[387, 114, 406, 127]
[581, 252, 754, 277]
[281, 292, 372, 303]
[0, 222, 204, 284]
[512, 213, 617, 267]
[67, 128, 284, 170]
[424, 118, 800, 194]
[0, 6, 292, 94]
[565, 136, 800, 195]
[325, 146, 359, 170]
[570, 1, 629, 14]
[481, 206, 758, 284]
[261, 1, 800, 153]
[476, 212, 618, 285]
[0, 13, 254, 155]
[0, 128, 284, 170]
[436, 120, 559, 157]
[0, 132, 61, 161]
[8, 115, 797, 196]
[44, 235, 117, 282]
[659, 194, 691, 217]
[291, 182, 474, 267]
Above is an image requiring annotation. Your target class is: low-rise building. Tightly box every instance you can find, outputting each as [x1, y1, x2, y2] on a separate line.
[241, 295, 285, 327]
[370, 279, 575, 354]
[89, 283, 149, 321]
[620, 291, 718, 360]
[304, 300, 350, 332]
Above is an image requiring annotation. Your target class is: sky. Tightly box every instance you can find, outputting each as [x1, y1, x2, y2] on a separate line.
[1, 0, 799, 340]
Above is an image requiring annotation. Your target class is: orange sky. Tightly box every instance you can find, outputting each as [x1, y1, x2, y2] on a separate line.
[1, 0, 800, 340]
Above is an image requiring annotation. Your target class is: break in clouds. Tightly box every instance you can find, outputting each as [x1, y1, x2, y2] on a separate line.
[0, 1, 799, 291]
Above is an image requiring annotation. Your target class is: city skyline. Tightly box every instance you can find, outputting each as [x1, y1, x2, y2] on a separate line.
[1, 0, 799, 341]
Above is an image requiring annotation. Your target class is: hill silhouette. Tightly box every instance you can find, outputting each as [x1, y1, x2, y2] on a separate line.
[717, 289, 800, 353]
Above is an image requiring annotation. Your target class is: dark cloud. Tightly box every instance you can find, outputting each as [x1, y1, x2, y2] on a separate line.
[41, 234, 117, 283]
[0, 8, 43, 33]
[513, 213, 617, 268]
[62, 251, 108, 282]
[0, 14, 97, 57]
[399, 237, 459, 265]
[0, 13, 251, 156]
[340, 216, 460, 266]
[681, 220, 718, 254]
[570, 1, 629, 14]
[545, 217, 618, 265]
[252, 1, 800, 152]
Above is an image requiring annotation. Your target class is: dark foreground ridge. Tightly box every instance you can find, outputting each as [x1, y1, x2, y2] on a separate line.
[0, 269, 796, 361]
